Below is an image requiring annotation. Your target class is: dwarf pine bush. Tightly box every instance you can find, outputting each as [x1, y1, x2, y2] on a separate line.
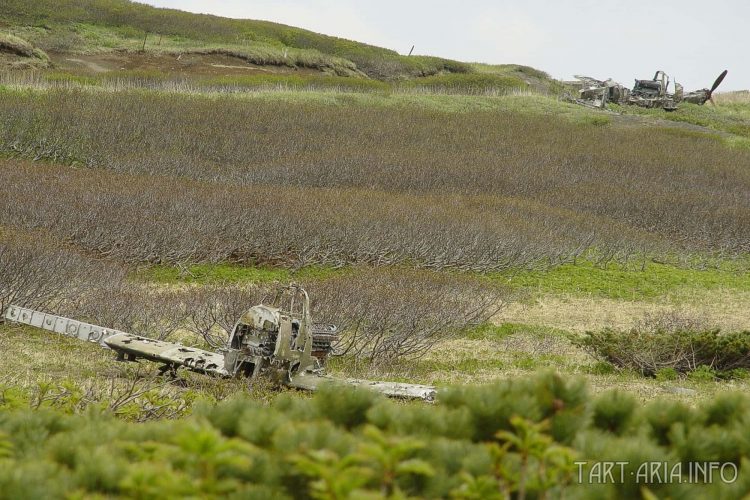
[578, 327, 750, 377]
[3, 372, 750, 497]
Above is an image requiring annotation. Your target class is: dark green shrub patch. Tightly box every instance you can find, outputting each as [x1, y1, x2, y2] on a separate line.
[577, 328, 750, 377]
[3, 372, 750, 498]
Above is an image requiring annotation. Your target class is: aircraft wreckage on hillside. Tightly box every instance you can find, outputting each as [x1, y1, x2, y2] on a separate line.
[572, 69, 728, 111]
[4, 284, 436, 401]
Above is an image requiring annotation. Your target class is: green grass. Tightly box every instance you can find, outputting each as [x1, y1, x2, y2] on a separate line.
[1, 79, 591, 115]
[243, 90, 598, 118]
[406, 357, 508, 375]
[491, 260, 750, 300]
[613, 100, 750, 143]
[398, 73, 529, 94]
[465, 322, 571, 341]
[134, 256, 750, 300]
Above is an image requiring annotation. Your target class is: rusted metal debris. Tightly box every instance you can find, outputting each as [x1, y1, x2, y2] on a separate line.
[4, 284, 436, 401]
[572, 69, 728, 111]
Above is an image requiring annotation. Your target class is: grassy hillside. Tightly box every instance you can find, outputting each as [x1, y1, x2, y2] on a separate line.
[0, 0, 566, 99]
[0, 0, 471, 79]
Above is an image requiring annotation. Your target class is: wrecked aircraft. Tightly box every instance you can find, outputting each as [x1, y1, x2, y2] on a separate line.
[4, 284, 436, 401]
[573, 69, 728, 111]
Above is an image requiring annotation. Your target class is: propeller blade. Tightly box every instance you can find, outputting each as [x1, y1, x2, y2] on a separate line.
[709, 95, 716, 106]
[709, 69, 728, 94]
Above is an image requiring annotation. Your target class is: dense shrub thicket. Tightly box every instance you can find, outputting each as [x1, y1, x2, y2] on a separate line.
[578, 323, 750, 378]
[0, 90, 748, 269]
[0, 160, 650, 271]
[2, 373, 750, 499]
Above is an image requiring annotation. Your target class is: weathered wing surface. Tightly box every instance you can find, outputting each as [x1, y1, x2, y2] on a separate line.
[4, 305, 227, 376]
[105, 334, 228, 376]
[4, 305, 127, 346]
[573, 75, 605, 87]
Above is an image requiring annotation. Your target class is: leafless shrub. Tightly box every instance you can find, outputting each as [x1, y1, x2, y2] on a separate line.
[633, 310, 709, 336]
[65, 285, 189, 341]
[307, 268, 504, 369]
[0, 232, 125, 321]
[0, 160, 671, 273]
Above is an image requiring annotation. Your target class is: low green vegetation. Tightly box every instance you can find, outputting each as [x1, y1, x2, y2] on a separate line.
[613, 100, 750, 142]
[1, 68, 561, 100]
[3, 373, 750, 498]
[398, 73, 529, 95]
[466, 322, 570, 342]
[134, 256, 750, 302]
[578, 327, 750, 379]
[494, 260, 750, 300]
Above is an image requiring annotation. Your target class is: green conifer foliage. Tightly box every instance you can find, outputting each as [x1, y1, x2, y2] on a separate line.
[3, 374, 750, 497]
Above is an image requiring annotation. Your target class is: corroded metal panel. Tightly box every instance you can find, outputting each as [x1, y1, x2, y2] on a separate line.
[289, 372, 437, 401]
[104, 333, 228, 376]
[4, 305, 125, 347]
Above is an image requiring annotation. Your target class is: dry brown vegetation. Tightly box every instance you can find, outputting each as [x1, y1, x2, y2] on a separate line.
[715, 91, 750, 105]
[0, 33, 50, 69]
[0, 160, 632, 270]
[0, 33, 35, 57]
[307, 269, 502, 368]
[0, 231, 125, 317]
[0, 90, 748, 271]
